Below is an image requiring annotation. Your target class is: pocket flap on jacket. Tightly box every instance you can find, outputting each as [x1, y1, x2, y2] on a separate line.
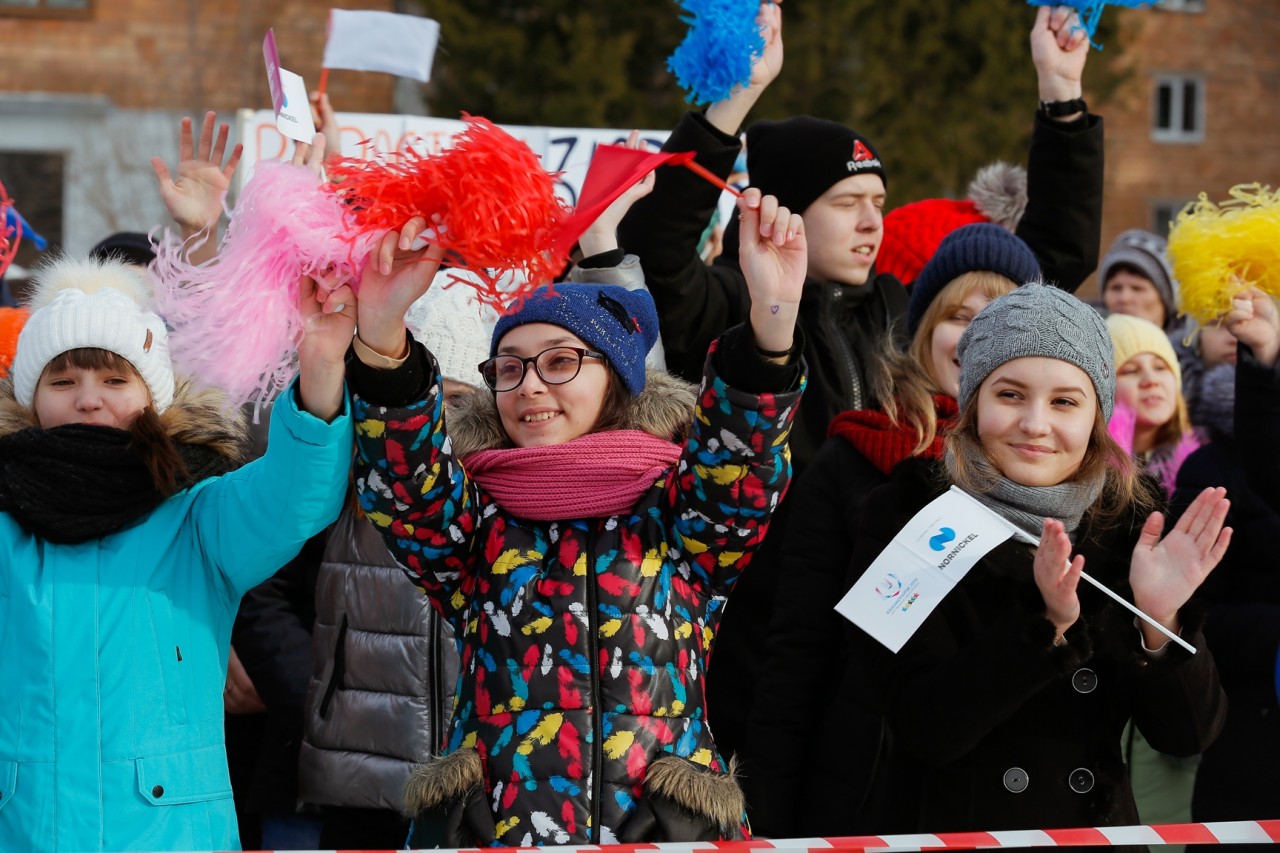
[0, 761, 15, 813]
[136, 746, 233, 805]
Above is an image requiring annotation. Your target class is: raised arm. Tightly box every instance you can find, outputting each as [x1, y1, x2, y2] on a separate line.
[616, 1, 783, 380]
[1017, 5, 1105, 292]
[150, 111, 243, 267]
[666, 191, 806, 593]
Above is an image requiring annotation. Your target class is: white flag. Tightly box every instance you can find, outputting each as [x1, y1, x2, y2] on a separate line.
[322, 9, 440, 83]
[835, 486, 1020, 653]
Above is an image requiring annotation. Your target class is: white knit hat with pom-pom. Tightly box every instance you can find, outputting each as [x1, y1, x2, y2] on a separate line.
[12, 256, 175, 412]
[405, 270, 500, 387]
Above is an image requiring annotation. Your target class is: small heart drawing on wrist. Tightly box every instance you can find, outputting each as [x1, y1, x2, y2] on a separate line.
[770, 305, 779, 314]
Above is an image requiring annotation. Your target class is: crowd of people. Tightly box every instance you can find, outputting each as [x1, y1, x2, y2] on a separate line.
[0, 3, 1275, 851]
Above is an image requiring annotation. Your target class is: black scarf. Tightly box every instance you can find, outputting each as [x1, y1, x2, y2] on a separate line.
[0, 423, 235, 544]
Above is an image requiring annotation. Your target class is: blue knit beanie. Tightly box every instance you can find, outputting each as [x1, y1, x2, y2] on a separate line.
[907, 223, 1041, 338]
[492, 283, 659, 396]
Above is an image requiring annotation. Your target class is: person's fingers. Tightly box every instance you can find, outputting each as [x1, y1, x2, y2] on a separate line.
[221, 142, 244, 180]
[323, 284, 356, 316]
[178, 116, 196, 162]
[150, 156, 173, 186]
[297, 274, 320, 312]
[786, 212, 803, 242]
[210, 121, 230, 166]
[771, 207, 793, 245]
[1034, 4, 1052, 32]
[1136, 510, 1164, 551]
[306, 133, 327, 169]
[377, 228, 401, 275]
[625, 129, 641, 150]
[1207, 527, 1233, 567]
[758, 194, 779, 238]
[290, 141, 311, 167]
[398, 216, 429, 251]
[196, 111, 217, 161]
[1049, 4, 1069, 33]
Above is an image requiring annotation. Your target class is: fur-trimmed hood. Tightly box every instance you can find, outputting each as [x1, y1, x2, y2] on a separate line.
[446, 368, 698, 459]
[0, 374, 248, 466]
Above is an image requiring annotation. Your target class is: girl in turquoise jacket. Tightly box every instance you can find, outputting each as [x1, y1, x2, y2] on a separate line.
[0, 256, 354, 852]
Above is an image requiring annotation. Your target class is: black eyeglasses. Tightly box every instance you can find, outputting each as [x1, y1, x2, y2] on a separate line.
[478, 346, 606, 392]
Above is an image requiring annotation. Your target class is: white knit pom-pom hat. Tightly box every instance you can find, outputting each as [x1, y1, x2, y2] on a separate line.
[11, 256, 175, 413]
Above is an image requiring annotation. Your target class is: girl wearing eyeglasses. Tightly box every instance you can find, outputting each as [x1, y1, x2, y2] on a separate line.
[345, 188, 806, 847]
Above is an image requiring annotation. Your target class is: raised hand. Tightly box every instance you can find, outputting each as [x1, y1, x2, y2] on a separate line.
[739, 188, 805, 355]
[288, 132, 328, 182]
[1129, 487, 1232, 646]
[356, 217, 448, 358]
[1033, 517, 1084, 638]
[1223, 286, 1280, 368]
[706, 0, 784, 135]
[577, 130, 656, 257]
[296, 274, 356, 422]
[1030, 5, 1089, 107]
[150, 111, 243, 236]
[309, 90, 343, 164]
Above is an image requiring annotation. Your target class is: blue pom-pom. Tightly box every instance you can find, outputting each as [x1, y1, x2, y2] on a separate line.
[666, 0, 764, 106]
[1026, 0, 1153, 49]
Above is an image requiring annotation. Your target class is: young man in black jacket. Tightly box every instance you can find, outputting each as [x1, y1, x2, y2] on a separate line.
[606, 1, 1104, 776]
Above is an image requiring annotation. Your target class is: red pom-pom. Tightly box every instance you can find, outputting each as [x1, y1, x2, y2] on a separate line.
[327, 115, 571, 310]
[0, 307, 28, 378]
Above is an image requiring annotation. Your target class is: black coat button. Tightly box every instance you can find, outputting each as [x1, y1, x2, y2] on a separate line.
[1072, 667, 1098, 694]
[1003, 767, 1029, 793]
[152, 785, 164, 798]
[1069, 767, 1095, 793]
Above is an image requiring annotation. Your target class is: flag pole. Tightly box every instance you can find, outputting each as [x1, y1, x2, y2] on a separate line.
[316, 67, 330, 100]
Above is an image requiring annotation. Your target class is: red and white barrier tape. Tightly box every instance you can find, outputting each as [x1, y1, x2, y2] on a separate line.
[228, 820, 1280, 852]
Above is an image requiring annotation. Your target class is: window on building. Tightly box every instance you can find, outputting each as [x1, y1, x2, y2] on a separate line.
[1158, 0, 1206, 11]
[0, 0, 91, 18]
[1152, 200, 1194, 238]
[1153, 74, 1204, 143]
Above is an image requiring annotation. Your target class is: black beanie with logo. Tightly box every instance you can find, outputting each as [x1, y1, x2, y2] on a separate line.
[745, 116, 887, 216]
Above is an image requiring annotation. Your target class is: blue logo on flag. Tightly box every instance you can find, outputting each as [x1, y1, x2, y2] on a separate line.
[928, 527, 956, 551]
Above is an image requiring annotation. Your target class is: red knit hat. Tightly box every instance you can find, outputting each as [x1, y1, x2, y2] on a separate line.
[0, 306, 29, 378]
[878, 161, 1027, 287]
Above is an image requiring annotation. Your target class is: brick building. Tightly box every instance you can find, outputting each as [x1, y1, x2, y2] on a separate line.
[1085, 0, 1280, 299]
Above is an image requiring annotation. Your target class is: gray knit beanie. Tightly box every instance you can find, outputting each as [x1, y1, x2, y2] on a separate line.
[957, 283, 1114, 420]
[1099, 229, 1177, 331]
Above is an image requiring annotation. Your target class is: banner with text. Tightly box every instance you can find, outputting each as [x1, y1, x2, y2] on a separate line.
[235, 109, 671, 208]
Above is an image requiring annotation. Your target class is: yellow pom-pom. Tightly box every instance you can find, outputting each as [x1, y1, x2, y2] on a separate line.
[1169, 183, 1280, 323]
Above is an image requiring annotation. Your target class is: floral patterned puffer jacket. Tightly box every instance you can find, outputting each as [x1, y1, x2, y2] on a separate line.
[353, 337, 803, 846]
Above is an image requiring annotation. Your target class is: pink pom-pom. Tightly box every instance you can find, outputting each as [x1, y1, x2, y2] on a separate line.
[152, 161, 374, 408]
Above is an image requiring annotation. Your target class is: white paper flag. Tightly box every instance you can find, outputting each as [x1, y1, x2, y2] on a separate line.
[322, 9, 440, 83]
[835, 486, 1020, 653]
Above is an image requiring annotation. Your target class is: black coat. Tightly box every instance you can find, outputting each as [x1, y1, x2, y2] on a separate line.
[852, 459, 1226, 834]
[739, 436, 903, 836]
[615, 108, 1105, 774]
[1171, 346, 1280, 831]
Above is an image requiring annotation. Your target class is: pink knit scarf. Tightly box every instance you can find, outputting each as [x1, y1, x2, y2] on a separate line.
[463, 430, 683, 520]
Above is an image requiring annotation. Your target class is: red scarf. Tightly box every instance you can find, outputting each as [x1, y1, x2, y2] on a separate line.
[827, 395, 959, 475]
[463, 430, 683, 521]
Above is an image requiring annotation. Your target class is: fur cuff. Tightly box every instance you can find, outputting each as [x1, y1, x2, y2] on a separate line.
[644, 755, 745, 836]
[402, 748, 485, 818]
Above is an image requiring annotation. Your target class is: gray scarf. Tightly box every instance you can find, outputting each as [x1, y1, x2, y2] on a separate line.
[945, 448, 1104, 540]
